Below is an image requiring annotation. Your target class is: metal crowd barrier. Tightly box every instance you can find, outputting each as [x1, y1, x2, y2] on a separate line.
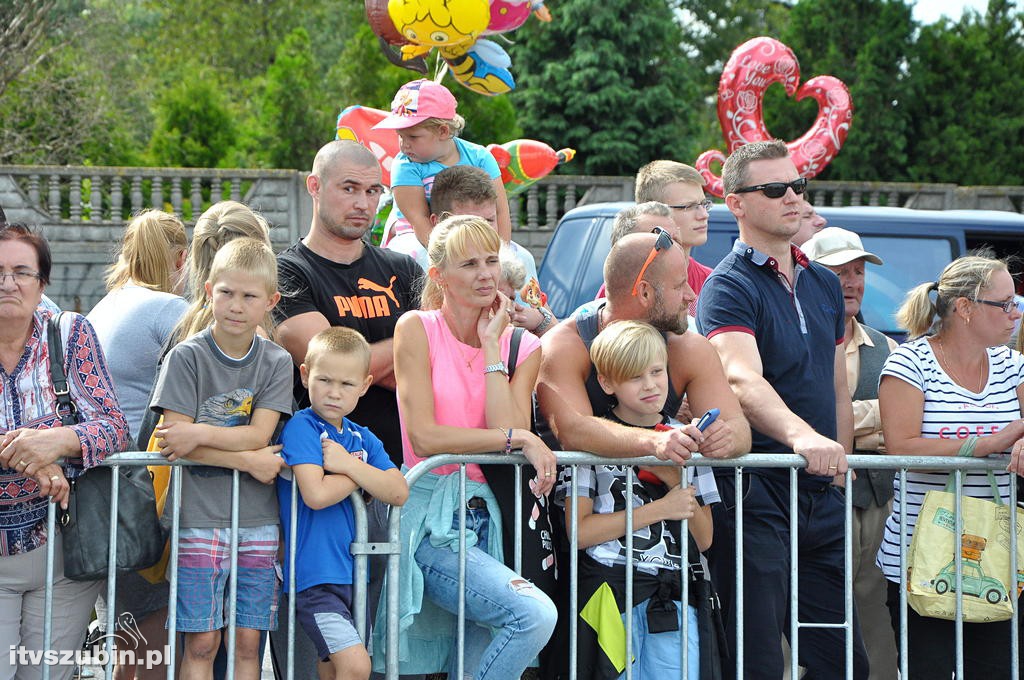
[32, 451, 1022, 680]
[37, 452, 372, 680]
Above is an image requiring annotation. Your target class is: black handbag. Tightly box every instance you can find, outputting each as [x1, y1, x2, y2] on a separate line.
[48, 313, 167, 581]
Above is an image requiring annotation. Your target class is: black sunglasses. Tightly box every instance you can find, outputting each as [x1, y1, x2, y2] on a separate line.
[734, 177, 808, 199]
[631, 228, 674, 297]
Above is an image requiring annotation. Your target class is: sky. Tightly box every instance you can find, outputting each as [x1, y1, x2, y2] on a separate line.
[911, 0, 991, 24]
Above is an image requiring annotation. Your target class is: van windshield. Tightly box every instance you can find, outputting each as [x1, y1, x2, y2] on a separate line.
[860, 235, 955, 337]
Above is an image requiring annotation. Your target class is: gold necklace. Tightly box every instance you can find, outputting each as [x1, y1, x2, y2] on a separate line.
[936, 336, 978, 391]
[455, 341, 481, 369]
[442, 307, 481, 369]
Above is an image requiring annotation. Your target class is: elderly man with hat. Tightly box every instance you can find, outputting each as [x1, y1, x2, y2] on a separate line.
[803, 226, 899, 680]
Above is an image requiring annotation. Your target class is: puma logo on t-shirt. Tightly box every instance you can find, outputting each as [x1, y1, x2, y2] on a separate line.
[334, 276, 401, 318]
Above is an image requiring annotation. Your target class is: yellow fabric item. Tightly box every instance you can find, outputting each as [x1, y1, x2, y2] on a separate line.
[137, 416, 171, 584]
[580, 581, 630, 673]
[907, 484, 1024, 622]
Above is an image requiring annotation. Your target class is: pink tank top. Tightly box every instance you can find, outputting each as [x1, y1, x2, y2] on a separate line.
[400, 309, 541, 481]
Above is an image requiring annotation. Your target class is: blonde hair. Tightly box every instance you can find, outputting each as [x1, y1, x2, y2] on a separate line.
[304, 327, 371, 375]
[416, 115, 466, 138]
[105, 210, 187, 293]
[897, 250, 1007, 339]
[173, 237, 279, 342]
[590, 320, 668, 385]
[499, 246, 527, 291]
[635, 160, 706, 202]
[421, 215, 502, 310]
[185, 201, 271, 301]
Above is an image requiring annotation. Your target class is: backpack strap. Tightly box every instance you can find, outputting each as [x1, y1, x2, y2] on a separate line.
[47, 312, 77, 426]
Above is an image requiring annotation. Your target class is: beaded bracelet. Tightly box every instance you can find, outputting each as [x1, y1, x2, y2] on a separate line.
[497, 427, 513, 455]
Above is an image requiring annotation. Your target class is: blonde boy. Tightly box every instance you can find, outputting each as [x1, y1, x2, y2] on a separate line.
[277, 327, 408, 680]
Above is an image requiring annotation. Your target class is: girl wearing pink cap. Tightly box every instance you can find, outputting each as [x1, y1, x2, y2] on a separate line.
[374, 79, 513, 256]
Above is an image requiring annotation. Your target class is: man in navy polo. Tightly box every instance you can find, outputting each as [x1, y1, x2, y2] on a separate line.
[696, 139, 868, 680]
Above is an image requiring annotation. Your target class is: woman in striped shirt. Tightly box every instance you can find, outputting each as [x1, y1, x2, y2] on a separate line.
[878, 251, 1024, 679]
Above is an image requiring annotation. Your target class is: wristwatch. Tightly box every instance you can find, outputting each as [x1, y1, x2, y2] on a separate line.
[484, 361, 509, 376]
[533, 307, 554, 334]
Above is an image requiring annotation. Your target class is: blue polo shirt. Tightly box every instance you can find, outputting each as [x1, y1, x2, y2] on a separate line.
[696, 241, 844, 481]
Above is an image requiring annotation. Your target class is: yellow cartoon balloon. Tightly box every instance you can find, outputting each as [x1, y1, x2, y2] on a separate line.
[388, 0, 490, 59]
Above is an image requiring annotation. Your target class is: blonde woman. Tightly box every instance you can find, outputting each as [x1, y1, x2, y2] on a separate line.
[380, 216, 557, 678]
[878, 251, 1024, 678]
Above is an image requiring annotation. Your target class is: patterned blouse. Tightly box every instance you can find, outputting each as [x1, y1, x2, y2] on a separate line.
[0, 310, 130, 556]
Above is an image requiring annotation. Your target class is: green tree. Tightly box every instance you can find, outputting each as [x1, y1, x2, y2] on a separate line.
[149, 75, 237, 168]
[677, 0, 792, 154]
[508, 0, 704, 175]
[904, 0, 1024, 185]
[770, 0, 915, 181]
[254, 28, 332, 169]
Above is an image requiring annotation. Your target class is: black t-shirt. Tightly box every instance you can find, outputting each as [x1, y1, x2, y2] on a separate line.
[275, 241, 422, 465]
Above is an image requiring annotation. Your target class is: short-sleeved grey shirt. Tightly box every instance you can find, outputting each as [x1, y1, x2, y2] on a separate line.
[151, 328, 293, 528]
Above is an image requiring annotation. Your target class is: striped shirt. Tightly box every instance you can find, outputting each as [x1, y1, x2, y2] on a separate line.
[876, 337, 1024, 582]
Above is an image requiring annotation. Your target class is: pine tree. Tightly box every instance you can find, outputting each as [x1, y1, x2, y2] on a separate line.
[508, 0, 704, 175]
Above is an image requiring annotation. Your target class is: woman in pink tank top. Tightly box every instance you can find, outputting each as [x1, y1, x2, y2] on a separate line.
[388, 216, 558, 678]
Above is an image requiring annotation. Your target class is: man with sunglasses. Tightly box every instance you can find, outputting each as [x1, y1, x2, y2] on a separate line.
[635, 160, 714, 316]
[696, 140, 868, 680]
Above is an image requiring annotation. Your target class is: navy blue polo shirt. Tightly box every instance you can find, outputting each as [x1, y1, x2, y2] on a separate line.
[696, 241, 844, 476]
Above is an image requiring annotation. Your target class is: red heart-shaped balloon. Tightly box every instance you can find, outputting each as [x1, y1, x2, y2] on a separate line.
[695, 37, 853, 198]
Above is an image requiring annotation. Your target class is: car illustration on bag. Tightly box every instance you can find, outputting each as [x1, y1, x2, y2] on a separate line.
[931, 535, 1008, 604]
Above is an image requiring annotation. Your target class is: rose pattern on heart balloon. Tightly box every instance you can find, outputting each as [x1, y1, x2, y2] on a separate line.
[695, 36, 854, 198]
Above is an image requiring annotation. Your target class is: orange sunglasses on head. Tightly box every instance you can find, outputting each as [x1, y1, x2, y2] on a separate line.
[631, 228, 674, 297]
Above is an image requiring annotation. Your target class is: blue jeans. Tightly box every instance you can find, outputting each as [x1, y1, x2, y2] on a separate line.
[413, 506, 557, 680]
[619, 598, 701, 680]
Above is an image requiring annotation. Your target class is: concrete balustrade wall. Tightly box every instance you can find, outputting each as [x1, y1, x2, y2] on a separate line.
[1, 165, 1021, 313]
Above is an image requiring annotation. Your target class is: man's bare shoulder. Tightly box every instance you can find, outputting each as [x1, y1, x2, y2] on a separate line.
[666, 329, 724, 379]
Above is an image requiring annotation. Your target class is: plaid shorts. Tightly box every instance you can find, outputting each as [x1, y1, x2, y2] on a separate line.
[173, 524, 280, 632]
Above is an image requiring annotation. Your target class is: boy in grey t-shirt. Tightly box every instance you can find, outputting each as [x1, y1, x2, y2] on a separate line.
[149, 238, 293, 678]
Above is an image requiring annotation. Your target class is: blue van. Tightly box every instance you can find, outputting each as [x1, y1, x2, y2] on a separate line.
[537, 203, 1024, 338]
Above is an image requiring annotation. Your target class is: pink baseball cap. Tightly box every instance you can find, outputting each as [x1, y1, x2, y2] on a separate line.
[372, 80, 458, 130]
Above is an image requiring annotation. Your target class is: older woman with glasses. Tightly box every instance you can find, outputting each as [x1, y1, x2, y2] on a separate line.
[879, 250, 1024, 678]
[0, 223, 130, 680]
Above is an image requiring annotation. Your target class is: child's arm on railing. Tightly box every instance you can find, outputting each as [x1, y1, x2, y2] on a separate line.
[156, 408, 282, 459]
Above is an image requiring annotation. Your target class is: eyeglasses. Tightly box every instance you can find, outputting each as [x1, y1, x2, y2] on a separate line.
[667, 199, 713, 213]
[0, 270, 40, 285]
[631, 228, 674, 297]
[734, 177, 808, 199]
[974, 297, 1024, 314]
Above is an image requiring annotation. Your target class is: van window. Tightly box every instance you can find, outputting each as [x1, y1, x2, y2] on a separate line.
[860, 235, 956, 336]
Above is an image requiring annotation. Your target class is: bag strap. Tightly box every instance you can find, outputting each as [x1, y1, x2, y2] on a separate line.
[943, 470, 1002, 505]
[47, 312, 77, 427]
[507, 326, 525, 379]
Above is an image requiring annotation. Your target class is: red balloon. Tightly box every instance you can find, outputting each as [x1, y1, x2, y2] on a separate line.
[695, 37, 854, 198]
[365, 0, 407, 45]
[487, 139, 576, 196]
[335, 106, 400, 186]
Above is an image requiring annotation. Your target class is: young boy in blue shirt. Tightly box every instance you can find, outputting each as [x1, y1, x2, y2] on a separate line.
[277, 327, 409, 680]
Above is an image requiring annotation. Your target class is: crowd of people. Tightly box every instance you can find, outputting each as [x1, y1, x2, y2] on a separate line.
[2, 77, 1024, 680]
